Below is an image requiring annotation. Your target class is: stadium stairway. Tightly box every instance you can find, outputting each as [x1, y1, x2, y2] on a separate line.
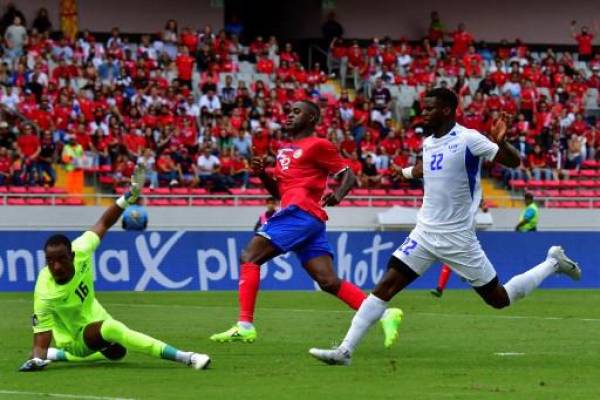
[54, 167, 100, 206]
[482, 178, 518, 208]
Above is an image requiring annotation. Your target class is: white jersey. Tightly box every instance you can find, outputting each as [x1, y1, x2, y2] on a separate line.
[417, 123, 499, 233]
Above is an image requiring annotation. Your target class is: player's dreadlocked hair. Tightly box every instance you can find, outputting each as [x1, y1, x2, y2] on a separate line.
[300, 100, 321, 124]
[44, 234, 72, 252]
[425, 87, 459, 114]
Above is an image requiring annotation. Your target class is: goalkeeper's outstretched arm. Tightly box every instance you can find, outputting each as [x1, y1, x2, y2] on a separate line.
[91, 165, 146, 239]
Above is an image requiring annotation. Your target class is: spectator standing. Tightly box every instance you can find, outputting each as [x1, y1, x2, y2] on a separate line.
[32, 7, 52, 34]
[371, 78, 391, 111]
[16, 124, 40, 186]
[162, 19, 179, 59]
[428, 11, 445, 42]
[37, 131, 57, 187]
[570, 20, 598, 62]
[450, 23, 474, 57]
[61, 135, 85, 194]
[322, 12, 344, 45]
[5, 15, 27, 59]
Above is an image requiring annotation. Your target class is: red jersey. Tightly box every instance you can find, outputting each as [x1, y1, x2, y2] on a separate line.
[176, 55, 194, 80]
[257, 58, 274, 74]
[274, 137, 348, 221]
[576, 33, 594, 55]
[451, 31, 473, 56]
[17, 134, 41, 157]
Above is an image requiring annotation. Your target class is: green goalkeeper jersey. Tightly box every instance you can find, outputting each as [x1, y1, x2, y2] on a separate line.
[32, 231, 111, 347]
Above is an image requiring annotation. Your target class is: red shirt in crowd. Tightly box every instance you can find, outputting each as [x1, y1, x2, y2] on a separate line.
[176, 54, 195, 81]
[17, 133, 41, 157]
[252, 130, 270, 156]
[576, 33, 594, 55]
[257, 58, 274, 74]
[451, 30, 473, 56]
[274, 137, 348, 221]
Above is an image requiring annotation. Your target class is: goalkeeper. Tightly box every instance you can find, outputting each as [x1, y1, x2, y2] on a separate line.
[19, 166, 210, 372]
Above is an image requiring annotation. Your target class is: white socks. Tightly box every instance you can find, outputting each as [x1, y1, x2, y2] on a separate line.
[340, 294, 388, 354]
[175, 351, 193, 364]
[504, 258, 558, 304]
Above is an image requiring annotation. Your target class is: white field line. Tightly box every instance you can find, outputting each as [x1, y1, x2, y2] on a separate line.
[4, 298, 600, 323]
[0, 389, 136, 400]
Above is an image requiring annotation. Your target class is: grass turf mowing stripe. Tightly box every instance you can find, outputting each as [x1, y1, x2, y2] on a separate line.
[0, 390, 136, 400]
[3, 298, 600, 323]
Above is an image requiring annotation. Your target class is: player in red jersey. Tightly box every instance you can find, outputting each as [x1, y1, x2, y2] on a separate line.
[210, 101, 403, 346]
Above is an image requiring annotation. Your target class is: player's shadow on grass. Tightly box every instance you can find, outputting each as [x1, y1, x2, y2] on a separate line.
[47, 362, 187, 371]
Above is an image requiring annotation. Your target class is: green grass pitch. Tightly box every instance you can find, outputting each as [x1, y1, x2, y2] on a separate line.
[1, 290, 599, 400]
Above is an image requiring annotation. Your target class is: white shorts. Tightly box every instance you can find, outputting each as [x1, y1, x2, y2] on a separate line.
[392, 228, 497, 287]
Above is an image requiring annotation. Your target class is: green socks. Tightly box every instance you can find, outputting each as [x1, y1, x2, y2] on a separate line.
[100, 319, 191, 364]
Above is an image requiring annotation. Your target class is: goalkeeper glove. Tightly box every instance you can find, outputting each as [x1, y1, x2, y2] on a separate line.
[116, 164, 146, 209]
[19, 358, 51, 372]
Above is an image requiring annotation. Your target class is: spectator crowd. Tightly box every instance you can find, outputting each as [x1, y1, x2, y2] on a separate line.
[0, 4, 598, 197]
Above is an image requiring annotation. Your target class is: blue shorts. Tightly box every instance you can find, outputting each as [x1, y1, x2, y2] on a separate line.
[257, 205, 333, 265]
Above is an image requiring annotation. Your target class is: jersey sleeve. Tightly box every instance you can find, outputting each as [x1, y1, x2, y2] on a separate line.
[32, 294, 54, 333]
[71, 231, 101, 257]
[463, 129, 499, 162]
[313, 139, 349, 176]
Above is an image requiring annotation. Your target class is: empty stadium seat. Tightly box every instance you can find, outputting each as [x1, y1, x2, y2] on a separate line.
[171, 188, 190, 195]
[352, 188, 370, 196]
[169, 198, 188, 206]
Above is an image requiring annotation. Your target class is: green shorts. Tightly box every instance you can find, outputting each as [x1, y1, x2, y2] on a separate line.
[60, 326, 96, 357]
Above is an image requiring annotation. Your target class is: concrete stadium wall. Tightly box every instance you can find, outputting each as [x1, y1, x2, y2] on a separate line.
[14, 0, 223, 34]
[331, 0, 599, 44]
[1, 206, 599, 231]
[14, 0, 598, 43]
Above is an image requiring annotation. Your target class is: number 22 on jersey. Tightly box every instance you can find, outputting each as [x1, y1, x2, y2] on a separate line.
[430, 152, 444, 171]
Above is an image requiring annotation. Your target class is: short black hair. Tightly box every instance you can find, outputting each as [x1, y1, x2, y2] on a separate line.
[44, 234, 72, 253]
[425, 87, 459, 113]
[524, 192, 534, 201]
[300, 100, 321, 123]
[266, 197, 276, 203]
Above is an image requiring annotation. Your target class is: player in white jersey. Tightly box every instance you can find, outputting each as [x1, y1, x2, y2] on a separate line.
[309, 87, 582, 365]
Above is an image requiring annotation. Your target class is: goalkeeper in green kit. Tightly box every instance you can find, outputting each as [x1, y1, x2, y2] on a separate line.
[19, 166, 210, 372]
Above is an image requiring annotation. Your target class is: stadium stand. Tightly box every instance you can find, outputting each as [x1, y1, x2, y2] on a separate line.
[0, 5, 599, 208]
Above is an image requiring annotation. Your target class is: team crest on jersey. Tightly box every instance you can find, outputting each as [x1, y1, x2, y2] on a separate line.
[276, 149, 293, 171]
[293, 149, 303, 159]
[448, 143, 459, 153]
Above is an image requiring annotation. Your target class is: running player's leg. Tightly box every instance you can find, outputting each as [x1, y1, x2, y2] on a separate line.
[212, 206, 312, 342]
[238, 235, 281, 325]
[431, 264, 452, 297]
[210, 232, 280, 343]
[437, 231, 581, 309]
[310, 230, 436, 364]
[300, 238, 404, 348]
[478, 246, 581, 308]
[83, 320, 210, 369]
